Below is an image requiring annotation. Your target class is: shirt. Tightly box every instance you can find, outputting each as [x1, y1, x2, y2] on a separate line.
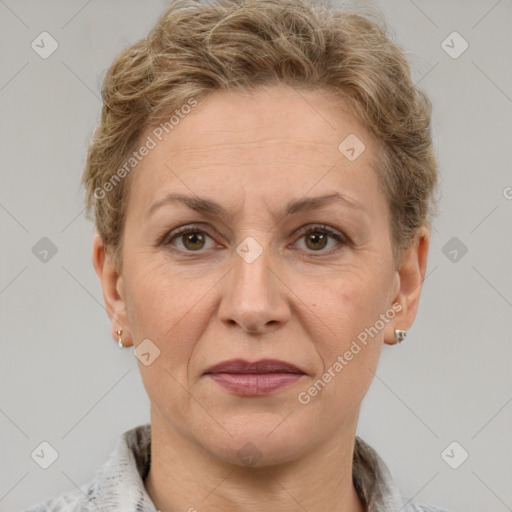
[23, 423, 449, 512]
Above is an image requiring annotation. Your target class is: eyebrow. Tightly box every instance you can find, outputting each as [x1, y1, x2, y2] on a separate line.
[145, 192, 367, 220]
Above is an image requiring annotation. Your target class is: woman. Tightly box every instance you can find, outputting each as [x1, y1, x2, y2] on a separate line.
[24, 0, 448, 510]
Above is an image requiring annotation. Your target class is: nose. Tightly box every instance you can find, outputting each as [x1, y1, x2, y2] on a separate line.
[218, 237, 290, 335]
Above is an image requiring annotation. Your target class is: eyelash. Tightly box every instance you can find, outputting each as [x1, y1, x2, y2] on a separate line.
[159, 223, 349, 256]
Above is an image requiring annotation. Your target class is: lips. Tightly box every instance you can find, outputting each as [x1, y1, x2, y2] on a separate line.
[204, 358, 304, 375]
[204, 359, 305, 396]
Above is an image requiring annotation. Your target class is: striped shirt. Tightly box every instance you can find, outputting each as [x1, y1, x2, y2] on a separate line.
[23, 423, 448, 512]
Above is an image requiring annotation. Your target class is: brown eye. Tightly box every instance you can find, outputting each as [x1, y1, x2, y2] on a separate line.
[294, 225, 346, 254]
[164, 226, 216, 252]
[304, 232, 329, 251]
[181, 232, 207, 251]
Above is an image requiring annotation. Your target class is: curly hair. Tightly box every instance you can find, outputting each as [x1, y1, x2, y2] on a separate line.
[83, 0, 438, 270]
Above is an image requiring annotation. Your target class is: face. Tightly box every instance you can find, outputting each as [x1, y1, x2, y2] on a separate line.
[95, 83, 428, 466]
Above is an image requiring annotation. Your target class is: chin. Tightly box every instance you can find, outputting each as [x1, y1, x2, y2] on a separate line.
[198, 417, 311, 468]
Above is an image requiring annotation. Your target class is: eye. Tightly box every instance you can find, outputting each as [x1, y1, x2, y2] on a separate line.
[160, 223, 348, 254]
[162, 225, 217, 252]
[293, 224, 347, 253]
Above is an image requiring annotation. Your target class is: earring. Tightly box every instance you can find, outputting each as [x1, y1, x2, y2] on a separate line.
[117, 329, 124, 348]
[395, 329, 407, 344]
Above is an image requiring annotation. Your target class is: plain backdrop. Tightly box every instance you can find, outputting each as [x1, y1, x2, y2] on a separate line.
[1, 1, 511, 511]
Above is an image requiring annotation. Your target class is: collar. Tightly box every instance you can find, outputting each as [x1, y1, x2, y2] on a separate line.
[70, 424, 435, 512]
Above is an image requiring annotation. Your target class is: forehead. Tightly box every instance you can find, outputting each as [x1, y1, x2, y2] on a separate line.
[128, 84, 386, 221]
[147, 85, 373, 157]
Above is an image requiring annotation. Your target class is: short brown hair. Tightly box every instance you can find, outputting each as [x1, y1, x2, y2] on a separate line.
[83, 0, 438, 270]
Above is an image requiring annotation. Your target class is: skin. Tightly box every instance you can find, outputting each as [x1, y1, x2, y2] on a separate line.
[93, 83, 429, 512]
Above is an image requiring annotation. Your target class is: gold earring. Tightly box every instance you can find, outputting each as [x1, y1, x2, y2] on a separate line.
[117, 329, 124, 348]
[395, 329, 407, 344]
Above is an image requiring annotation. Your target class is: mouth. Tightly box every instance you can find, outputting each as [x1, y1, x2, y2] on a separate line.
[204, 359, 305, 397]
[204, 358, 304, 375]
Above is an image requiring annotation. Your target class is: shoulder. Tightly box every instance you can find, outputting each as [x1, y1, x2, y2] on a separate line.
[21, 489, 100, 512]
[402, 504, 450, 512]
[22, 424, 155, 512]
[353, 436, 450, 512]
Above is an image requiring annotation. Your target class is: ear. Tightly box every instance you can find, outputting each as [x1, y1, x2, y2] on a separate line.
[384, 227, 430, 346]
[92, 233, 132, 347]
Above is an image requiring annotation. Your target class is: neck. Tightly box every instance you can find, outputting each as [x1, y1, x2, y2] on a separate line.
[144, 411, 365, 512]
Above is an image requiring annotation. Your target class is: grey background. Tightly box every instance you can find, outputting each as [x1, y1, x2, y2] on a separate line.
[1, 1, 511, 511]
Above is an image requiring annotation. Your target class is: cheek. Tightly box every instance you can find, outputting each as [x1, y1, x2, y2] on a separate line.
[298, 312, 383, 423]
[125, 257, 202, 333]
[309, 265, 390, 348]
[123, 261, 209, 416]
[302, 267, 388, 403]
[123, 257, 221, 374]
